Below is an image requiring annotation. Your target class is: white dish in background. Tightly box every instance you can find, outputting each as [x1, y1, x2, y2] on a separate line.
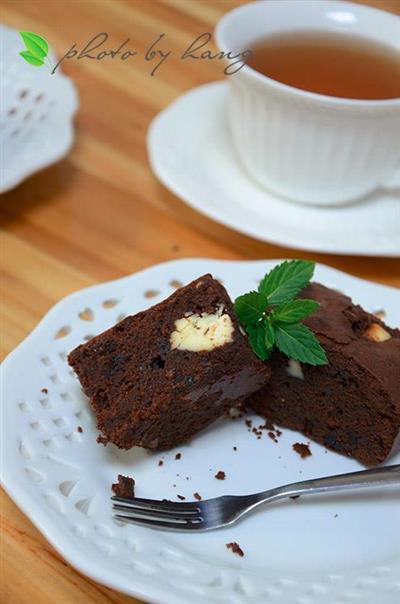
[1, 259, 400, 604]
[147, 82, 400, 257]
[0, 25, 78, 193]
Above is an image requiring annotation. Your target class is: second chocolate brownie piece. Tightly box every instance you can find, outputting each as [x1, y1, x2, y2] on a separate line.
[248, 283, 400, 466]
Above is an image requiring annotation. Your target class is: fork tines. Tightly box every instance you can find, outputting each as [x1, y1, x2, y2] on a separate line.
[111, 495, 204, 531]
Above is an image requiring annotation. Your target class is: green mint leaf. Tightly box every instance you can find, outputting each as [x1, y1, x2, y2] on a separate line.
[20, 31, 48, 60]
[271, 299, 319, 324]
[264, 317, 276, 349]
[234, 291, 267, 326]
[258, 260, 315, 305]
[246, 323, 271, 361]
[236, 260, 327, 365]
[275, 323, 328, 366]
[19, 51, 44, 66]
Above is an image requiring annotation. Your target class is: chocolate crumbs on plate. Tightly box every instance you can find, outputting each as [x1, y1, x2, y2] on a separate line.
[268, 431, 278, 443]
[112, 474, 135, 498]
[292, 442, 312, 458]
[226, 542, 244, 557]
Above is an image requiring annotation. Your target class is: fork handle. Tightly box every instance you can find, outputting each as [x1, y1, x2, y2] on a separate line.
[254, 464, 400, 505]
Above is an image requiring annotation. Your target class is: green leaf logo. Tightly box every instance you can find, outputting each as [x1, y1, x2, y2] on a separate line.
[19, 31, 50, 69]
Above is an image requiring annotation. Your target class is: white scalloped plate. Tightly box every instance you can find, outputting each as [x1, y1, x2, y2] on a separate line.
[1, 259, 400, 604]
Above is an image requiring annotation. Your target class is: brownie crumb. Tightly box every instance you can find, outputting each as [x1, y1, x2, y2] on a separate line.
[252, 426, 263, 437]
[215, 470, 226, 480]
[293, 442, 312, 458]
[193, 492, 202, 500]
[268, 431, 278, 443]
[41, 388, 48, 394]
[245, 419, 252, 428]
[158, 459, 164, 466]
[175, 453, 181, 460]
[112, 474, 135, 498]
[177, 494, 186, 500]
[262, 419, 275, 431]
[226, 542, 244, 557]
[77, 426, 83, 433]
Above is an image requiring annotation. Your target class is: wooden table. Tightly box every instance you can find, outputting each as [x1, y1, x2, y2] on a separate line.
[1, 1, 399, 602]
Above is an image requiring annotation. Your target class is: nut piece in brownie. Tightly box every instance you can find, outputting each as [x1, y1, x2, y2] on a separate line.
[248, 283, 400, 466]
[68, 274, 270, 450]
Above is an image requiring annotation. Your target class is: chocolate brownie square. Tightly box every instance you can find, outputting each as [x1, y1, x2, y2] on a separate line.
[248, 283, 400, 466]
[69, 274, 270, 449]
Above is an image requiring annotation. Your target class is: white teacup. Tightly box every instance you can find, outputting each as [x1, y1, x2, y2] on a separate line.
[215, 0, 400, 206]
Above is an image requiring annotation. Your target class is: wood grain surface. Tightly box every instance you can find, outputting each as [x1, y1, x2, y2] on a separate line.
[1, 1, 399, 602]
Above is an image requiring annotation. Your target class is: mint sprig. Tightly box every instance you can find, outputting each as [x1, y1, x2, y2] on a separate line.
[271, 299, 319, 324]
[258, 259, 314, 305]
[275, 323, 328, 365]
[234, 291, 267, 325]
[234, 260, 328, 365]
[246, 323, 269, 360]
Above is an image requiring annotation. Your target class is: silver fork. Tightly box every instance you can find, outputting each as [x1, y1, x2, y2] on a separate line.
[112, 464, 400, 532]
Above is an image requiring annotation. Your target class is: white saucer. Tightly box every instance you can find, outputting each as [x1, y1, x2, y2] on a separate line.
[147, 83, 400, 257]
